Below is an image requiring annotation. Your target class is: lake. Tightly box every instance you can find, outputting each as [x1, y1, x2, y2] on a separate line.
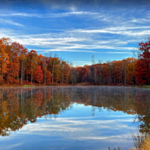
[0, 86, 150, 150]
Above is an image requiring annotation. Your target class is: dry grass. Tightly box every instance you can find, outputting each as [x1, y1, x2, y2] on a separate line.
[140, 138, 150, 150]
[108, 133, 150, 150]
[131, 132, 150, 150]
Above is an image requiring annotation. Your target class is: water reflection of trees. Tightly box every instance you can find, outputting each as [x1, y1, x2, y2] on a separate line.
[0, 87, 150, 136]
[135, 91, 150, 134]
[0, 88, 70, 136]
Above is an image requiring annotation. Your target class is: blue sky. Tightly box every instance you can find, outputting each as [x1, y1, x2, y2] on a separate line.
[0, 0, 150, 66]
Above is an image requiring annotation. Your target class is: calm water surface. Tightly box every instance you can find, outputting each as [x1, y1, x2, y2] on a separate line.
[0, 86, 150, 150]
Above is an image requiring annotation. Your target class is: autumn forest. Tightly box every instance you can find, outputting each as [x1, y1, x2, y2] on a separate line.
[0, 37, 150, 86]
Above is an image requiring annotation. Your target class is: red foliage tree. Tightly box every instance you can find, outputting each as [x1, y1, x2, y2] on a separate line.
[135, 38, 150, 85]
[35, 66, 43, 84]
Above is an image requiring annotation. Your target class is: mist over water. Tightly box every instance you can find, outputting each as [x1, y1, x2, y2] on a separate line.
[0, 86, 150, 150]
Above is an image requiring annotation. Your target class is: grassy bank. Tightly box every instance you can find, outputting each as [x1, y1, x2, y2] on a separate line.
[143, 85, 150, 88]
[0, 83, 149, 88]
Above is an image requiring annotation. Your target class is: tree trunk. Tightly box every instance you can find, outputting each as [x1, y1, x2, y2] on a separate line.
[52, 64, 54, 83]
[62, 65, 64, 84]
[124, 62, 126, 85]
[1, 66, 3, 82]
[21, 60, 23, 84]
[31, 72, 32, 84]
[44, 68, 46, 85]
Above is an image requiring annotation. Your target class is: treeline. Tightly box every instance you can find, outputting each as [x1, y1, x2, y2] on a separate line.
[70, 38, 150, 85]
[0, 38, 70, 85]
[0, 37, 150, 85]
[70, 57, 136, 85]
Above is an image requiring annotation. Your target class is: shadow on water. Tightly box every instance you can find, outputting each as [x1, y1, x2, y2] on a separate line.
[0, 86, 150, 149]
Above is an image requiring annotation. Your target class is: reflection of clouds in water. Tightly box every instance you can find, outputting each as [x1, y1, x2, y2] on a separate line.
[0, 108, 137, 150]
[22, 124, 86, 132]
[78, 134, 130, 141]
[20, 117, 135, 142]
[1, 143, 23, 150]
[39, 114, 136, 120]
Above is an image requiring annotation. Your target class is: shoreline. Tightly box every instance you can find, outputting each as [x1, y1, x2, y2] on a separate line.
[0, 83, 145, 89]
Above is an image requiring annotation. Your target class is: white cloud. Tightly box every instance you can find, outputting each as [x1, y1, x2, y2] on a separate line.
[50, 11, 99, 18]
[12, 37, 87, 46]
[71, 28, 150, 37]
[42, 49, 96, 53]
[78, 134, 130, 141]
[0, 11, 99, 18]
[131, 18, 150, 23]
[106, 52, 133, 54]
[42, 46, 136, 52]
[0, 13, 42, 17]
[1, 143, 23, 150]
[105, 26, 150, 31]
[0, 18, 23, 27]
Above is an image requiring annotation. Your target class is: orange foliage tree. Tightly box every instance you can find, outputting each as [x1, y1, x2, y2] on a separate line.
[0, 38, 9, 83]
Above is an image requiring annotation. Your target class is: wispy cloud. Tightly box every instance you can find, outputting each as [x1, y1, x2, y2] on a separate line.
[0, 11, 99, 18]
[1, 143, 23, 150]
[0, 13, 43, 17]
[0, 18, 23, 26]
[50, 11, 99, 18]
[35, 49, 96, 53]
[131, 18, 150, 23]
[0, 28, 18, 37]
[45, 46, 137, 51]
[106, 52, 133, 54]
[105, 26, 150, 31]
[71, 28, 150, 37]
[14, 37, 87, 46]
